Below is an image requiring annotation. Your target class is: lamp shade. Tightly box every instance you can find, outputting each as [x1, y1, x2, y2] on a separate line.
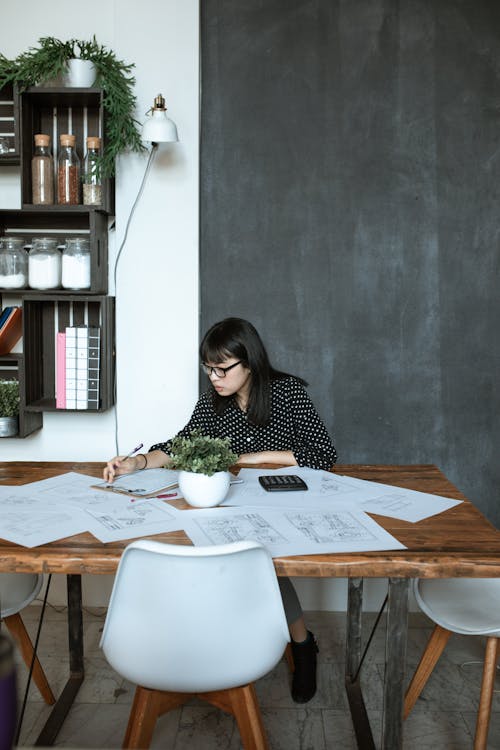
[142, 94, 179, 143]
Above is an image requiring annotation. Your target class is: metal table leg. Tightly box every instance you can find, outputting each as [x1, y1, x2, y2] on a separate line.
[345, 577, 376, 750]
[35, 574, 84, 746]
[381, 578, 409, 749]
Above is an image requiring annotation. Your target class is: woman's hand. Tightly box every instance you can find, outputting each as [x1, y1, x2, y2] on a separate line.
[103, 455, 142, 483]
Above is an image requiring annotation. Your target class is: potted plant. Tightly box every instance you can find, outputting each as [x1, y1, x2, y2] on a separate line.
[0, 379, 20, 437]
[168, 429, 238, 508]
[0, 36, 145, 177]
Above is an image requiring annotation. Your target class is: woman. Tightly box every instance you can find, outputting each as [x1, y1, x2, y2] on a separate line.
[104, 317, 337, 703]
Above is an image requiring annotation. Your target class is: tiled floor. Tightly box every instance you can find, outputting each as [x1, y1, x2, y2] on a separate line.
[10, 605, 500, 749]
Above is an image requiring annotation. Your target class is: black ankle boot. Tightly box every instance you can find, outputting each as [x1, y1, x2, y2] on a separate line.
[290, 630, 319, 703]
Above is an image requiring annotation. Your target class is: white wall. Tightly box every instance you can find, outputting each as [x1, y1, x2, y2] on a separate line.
[0, 0, 200, 461]
[0, 1, 395, 612]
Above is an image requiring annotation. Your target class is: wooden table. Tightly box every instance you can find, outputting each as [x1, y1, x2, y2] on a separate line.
[2, 461, 500, 749]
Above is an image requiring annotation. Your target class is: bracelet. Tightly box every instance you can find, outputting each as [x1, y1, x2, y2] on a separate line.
[137, 453, 148, 470]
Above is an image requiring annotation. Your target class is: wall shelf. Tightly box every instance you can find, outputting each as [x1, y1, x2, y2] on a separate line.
[0, 85, 116, 434]
[0, 352, 43, 437]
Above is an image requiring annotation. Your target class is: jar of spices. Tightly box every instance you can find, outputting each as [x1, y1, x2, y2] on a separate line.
[28, 237, 61, 290]
[0, 237, 28, 289]
[62, 237, 91, 289]
[31, 134, 54, 205]
[83, 136, 102, 206]
[57, 134, 80, 205]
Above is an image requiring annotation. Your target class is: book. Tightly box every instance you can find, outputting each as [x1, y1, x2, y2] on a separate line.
[56, 332, 66, 409]
[65, 326, 77, 409]
[63, 325, 101, 410]
[87, 327, 100, 410]
[0, 306, 22, 355]
[0, 306, 13, 330]
[76, 327, 88, 410]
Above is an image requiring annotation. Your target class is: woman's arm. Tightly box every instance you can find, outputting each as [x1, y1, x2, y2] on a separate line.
[236, 450, 296, 466]
[287, 380, 337, 470]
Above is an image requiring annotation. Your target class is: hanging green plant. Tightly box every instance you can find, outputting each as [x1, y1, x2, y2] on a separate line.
[0, 36, 146, 177]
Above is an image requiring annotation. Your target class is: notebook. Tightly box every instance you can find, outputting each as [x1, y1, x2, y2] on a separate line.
[91, 468, 179, 498]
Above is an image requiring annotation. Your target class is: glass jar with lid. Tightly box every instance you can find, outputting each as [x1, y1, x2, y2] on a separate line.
[32, 134, 54, 205]
[83, 136, 102, 206]
[28, 237, 61, 290]
[62, 237, 91, 289]
[57, 134, 80, 205]
[0, 237, 28, 289]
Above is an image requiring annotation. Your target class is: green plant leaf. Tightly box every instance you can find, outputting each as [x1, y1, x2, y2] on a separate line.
[0, 380, 20, 417]
[0, 36, 146, 177]
[169, 429, 239, 476]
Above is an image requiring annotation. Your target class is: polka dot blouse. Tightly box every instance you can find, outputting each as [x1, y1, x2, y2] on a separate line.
[150, 376, 337, 470]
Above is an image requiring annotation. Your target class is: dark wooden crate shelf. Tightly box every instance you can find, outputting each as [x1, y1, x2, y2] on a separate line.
[0, 84, 20, 165]
[23, 295, 115, 413]
[0, 85, 115, 435]
[0, 209, 109, 295]
[0, 352, 43, 437]
[20, 87, 114, 214]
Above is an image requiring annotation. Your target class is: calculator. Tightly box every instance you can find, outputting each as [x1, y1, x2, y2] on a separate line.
[258, 475, 308, 492]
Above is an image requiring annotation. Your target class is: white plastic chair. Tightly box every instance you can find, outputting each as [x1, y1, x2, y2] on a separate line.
[0, 573, 55, 704]
[404, 578, 500, 750]
[100, 539, 290, 749]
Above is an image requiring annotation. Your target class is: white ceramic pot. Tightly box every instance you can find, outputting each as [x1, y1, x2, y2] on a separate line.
[64, 59, 96, 88]
[178, 470, 230, 508]
[0, 416, 19, 438]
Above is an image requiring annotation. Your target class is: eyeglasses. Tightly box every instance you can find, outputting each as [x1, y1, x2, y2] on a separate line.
[201, 361, 242, 378]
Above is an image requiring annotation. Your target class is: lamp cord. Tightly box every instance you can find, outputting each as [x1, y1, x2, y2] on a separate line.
[113, 143, 158, 455]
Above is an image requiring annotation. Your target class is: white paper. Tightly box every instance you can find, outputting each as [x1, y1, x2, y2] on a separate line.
[223, 466, 382, 510]
[0, 471, 183, 547]
[181, 505, 406, 557]
[0, 489, 90, 547]
[225, 467, 462, 522]
[335, 475, 462, 522]
[85, 497, 184, 543]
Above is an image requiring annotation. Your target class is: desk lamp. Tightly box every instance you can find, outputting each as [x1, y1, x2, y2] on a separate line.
[141, 94, 179, 145]
[113, 94, 179, 453]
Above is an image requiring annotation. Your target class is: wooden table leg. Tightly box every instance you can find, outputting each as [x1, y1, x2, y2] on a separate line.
[345, 577, 376, 750]
[381, 578, 409, 750]
[34, 574, 84, 746]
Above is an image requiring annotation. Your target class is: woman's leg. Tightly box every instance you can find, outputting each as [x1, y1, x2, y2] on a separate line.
[278, 577, 319, 703]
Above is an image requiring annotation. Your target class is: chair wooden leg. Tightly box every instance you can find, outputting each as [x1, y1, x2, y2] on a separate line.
[123, 686, 188, 749]
[202, 684, 270, 750]
[404, 624, 451, 719]
[473, 636, 499, 750]
[3, 613, 55, 705]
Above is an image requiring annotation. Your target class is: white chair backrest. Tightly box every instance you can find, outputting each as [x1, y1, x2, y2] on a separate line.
[0, 574, 43, 618]
[414, 578, 500, 636]
[100, 539, 290, 692]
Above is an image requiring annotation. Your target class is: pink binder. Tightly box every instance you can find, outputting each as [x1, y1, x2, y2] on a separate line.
[56, 332, 66, 409]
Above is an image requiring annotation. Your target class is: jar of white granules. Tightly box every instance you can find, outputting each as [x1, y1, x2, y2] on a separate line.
[61, 237, 91, 290]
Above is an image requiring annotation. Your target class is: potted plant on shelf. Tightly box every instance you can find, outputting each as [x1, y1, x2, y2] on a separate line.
[168, 429, 239, 508]
[0, 36, 145, 177]
[0, 379, 20, 437]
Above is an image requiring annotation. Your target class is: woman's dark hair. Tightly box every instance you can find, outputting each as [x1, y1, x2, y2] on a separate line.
[200, 317, 305, 425]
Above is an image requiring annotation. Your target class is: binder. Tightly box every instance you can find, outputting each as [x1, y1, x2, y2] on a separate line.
[65, 326, 77, 409]
[56, 332, 66, 409]
[0, 306, 22, 355]
[87, 326, 100, 410]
